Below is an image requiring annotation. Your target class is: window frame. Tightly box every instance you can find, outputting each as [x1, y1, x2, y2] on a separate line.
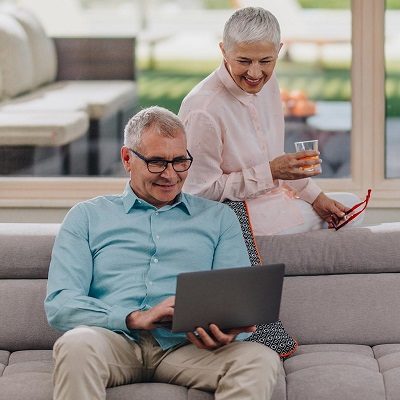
[0, 0, 398, 209]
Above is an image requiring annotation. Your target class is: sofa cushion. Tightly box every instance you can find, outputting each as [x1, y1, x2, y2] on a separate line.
[0, 13, 34, 98]
[0, 80, 138, 119]
[0, 223, 58, 279]
[49, 81, 138, 119]
[107, 383, 189, 400]
[0, 82, 88, 113]
[5, 350, 53, 375]
[0, 350, 198, 400]
[3, 6, 57, 88]
[256, 222, 400, 275]
[373, 344, 400, 400]
[0, 351, 9, 376]
[284, 344, 386, 400]
[0, 280, 61, 351]
[0, 111, 88, 146]
[280, 273, 400, 345]
[0, 65, 2, 100]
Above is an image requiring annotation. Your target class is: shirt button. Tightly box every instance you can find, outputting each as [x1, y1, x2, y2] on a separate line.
[149, 281, 153, 285]
[156, 235, 160, 240]
[153, 258, 158, 263]
[155, 212, 159, 216]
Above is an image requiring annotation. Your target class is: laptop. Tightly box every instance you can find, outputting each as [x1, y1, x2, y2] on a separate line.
[158, 263, 285, 333]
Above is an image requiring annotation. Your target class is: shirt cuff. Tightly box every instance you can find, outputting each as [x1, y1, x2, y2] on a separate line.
[108, 305, 139, 332]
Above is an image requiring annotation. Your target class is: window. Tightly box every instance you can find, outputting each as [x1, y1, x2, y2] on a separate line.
[385, 0, 400, 179]
[0, 0, 399, 210]
[279, 0, 352, 179]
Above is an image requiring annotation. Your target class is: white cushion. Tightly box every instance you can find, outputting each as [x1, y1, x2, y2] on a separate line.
[0, 82, 88, 113]
[0, 111, 88, 146]
[0, 65, 3, 100]
[0, 14, 34, 97]
[54, 81, 138, 119]
[0, 81, 137, 119]
[4, 6, 57, 88]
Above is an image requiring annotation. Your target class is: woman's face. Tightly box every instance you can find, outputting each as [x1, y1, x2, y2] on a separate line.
[220, 40, 281, 94]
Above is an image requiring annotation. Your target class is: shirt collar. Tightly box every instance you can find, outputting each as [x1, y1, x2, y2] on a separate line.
[216, 61, 257, 106]
[122, 182, 192, 215]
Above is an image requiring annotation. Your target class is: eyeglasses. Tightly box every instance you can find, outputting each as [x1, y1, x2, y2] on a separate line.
[332, 189, 372, 231]
[128, 148, 193, 173]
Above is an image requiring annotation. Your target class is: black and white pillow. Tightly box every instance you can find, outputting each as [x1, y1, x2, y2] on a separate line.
[223, 200, 298, 358]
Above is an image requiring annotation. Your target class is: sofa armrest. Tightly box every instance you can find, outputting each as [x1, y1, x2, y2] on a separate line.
[53, 37, 136, 81]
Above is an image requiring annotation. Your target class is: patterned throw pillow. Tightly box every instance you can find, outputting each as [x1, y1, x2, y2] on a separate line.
[223, 200, 298, 358]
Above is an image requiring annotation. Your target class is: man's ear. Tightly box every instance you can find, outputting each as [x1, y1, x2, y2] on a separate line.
[121, 147, 131, 172]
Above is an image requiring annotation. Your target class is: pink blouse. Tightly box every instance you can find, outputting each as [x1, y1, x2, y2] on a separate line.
[179, 63, 321, 235]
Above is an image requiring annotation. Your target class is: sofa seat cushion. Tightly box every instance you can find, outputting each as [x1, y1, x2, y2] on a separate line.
[0, 351, 204, 400]
[373, 344, 400, 400]
[0, 111, 88, 146]
[0, 83, 88, 114]
[284, 344, 386, 400]
[107, 383, 190, 400]
[0, 80, 138, 120]
[53, 81, 138, 119]
[0, 350, 9, 375]
[0, 350, 54, 400]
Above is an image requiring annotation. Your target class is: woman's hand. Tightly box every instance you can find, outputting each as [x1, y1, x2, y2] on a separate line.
[312, 192, 349, 227]
[269, 151, 321, 180]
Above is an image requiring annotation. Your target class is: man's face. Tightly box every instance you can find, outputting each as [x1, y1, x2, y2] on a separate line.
[220, 40, 281, 94]
[121, 128, 189, 208]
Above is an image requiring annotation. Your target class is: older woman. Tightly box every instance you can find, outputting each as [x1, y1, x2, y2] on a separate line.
[179, 7, 360, 236]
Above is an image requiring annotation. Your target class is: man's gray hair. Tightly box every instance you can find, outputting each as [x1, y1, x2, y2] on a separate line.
[124, 106, 185, 149]
[223, 7, 281, 51]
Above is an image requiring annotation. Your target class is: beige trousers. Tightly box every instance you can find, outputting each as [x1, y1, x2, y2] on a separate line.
[53, 326, 281, 400]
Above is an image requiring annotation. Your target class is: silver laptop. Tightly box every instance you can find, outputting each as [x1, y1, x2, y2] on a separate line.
[163, 263, 285, 333]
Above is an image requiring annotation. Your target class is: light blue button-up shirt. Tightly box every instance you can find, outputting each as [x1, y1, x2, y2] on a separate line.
[45, 183, 250, 349]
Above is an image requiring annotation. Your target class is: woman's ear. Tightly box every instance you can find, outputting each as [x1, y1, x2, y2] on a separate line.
[219, 42, 226, 58]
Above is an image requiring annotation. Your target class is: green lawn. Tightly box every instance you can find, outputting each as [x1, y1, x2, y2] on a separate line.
[137, 59, 400, 117]
[297, 0, 400, 9]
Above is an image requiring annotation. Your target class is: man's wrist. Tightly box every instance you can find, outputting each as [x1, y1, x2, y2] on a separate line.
[126, 310, 142, 330]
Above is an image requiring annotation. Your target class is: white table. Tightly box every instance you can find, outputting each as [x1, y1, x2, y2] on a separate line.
[307, 101, 351, 132]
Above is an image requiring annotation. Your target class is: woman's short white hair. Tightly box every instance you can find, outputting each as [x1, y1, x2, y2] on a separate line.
[124, 106, 185, 149]
[223, 7, 281, 51]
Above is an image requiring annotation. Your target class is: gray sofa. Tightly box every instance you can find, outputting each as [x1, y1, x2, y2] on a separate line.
[1, 221, 400, 400]
[0, 6, 138, 176]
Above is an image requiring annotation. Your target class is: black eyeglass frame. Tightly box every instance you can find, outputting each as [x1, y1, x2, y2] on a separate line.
[128, 148, 193, 173]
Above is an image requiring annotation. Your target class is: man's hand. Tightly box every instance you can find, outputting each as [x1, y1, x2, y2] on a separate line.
[186, 324, 256, 350]
[269, 151, 321, 180]
[312, 192, 349, 227]
[126, 296, 175, 331]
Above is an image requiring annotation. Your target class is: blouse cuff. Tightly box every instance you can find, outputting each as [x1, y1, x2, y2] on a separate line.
[297, 180, 322, 204]
[251, 163, 277, 191]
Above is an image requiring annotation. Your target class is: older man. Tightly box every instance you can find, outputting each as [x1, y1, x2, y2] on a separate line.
[45, 106, 280, 400]
[179, 7, 361, 235]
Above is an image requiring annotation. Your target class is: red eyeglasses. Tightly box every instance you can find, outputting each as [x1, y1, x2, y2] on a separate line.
[331, 189, 372, 231]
